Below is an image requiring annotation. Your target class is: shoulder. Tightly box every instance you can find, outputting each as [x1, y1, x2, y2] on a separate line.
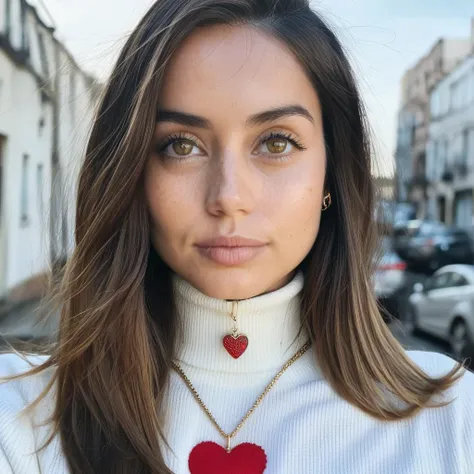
[0, 353, 55, 473]
[406, 350, 474, 387]
[0, 352, 50, 377]
[405, 350, 467, 376]
[0, 352, 54, 413]
[405, 349, 474, 394]
[0, 352, 52, 394]
[0, 351, 53, 406]
[404, 351, 474, 465]
[406, 350, 474, 427]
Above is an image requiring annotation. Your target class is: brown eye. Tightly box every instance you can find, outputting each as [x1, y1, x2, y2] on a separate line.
[266, 138, 288, 154]
[173, 140, 194, 156]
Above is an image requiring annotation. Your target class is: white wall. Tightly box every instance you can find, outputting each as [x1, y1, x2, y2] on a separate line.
[0, 49, 53, 296]
[0, 0, 98, 297]
[429, 54, 474, 157]
[443, 39, 472, 74]
[427, 54, 474, 225]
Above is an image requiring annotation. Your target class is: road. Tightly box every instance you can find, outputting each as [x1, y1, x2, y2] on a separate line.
[389, 319, 449, 353]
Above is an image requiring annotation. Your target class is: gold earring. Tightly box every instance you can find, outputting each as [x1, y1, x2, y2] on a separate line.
[322, 192, 332, 211]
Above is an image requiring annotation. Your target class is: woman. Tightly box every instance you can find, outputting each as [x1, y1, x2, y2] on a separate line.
[0, 0, 472, 473]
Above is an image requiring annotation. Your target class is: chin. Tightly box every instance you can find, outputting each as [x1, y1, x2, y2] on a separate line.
[199, 277, 263, 300]
[185, 269, 291, 301]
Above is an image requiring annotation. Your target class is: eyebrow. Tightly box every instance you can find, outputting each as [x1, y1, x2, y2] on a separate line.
[156, 105, 315, 128]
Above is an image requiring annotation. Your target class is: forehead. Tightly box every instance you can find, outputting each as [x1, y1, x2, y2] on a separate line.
[159, 24, 321, 118]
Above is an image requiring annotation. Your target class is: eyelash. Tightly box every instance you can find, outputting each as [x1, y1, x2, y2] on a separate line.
[157, 132, 198, 155]
[257, 132, 307, 152]
[156, 131, 307, 159]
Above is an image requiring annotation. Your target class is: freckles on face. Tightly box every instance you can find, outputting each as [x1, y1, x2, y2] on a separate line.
[144, 25, 327, 300]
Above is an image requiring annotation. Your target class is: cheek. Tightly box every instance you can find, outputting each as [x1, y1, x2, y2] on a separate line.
[287, 186, 321, 234]
[277, 167, 323, 216]
[144, 166, 185, 243]
[270, 165, 324, 247]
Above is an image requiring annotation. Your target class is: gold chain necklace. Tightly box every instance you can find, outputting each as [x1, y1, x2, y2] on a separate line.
[171, 341, 311, 455]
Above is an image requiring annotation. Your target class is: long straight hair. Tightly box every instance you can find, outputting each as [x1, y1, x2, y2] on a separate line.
[1, 1, 464, 473]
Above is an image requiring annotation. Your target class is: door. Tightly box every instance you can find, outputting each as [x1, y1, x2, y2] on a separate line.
[438, 196, 446, 224]
[454, 191, 472, 229]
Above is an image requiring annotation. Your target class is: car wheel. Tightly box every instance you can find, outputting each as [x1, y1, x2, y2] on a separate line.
[450, 320, 471, 360]
[404, 305, 420, 336]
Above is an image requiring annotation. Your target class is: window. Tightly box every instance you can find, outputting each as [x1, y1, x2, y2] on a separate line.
[449, 272, 469, 287]
[20, 154, 29, 223]
[450, 75, 470, 111]
[468, 69, 474, 104]
[450, 82, 459, 110]
[461, 129, 469, 165]
[437, 139, 449, 179]
[418, 222, 446, 237]
[37, 31, 49, 77]
[427, 141, 437, 180]
[430, 272, 453, 290]
[37, 163, 44, 219]
[468, 129, 474, 163]
[5, 0, 11, 37]
[20, 0, 29, 54]
[430, 271, 470, 289]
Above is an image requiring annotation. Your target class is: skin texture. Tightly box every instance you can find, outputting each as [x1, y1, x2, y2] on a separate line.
[145, 24, 327, 300]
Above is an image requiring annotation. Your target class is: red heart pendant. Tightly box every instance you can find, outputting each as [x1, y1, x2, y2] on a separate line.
[223, 334, 248, 359]
[189, 441, 267, 474]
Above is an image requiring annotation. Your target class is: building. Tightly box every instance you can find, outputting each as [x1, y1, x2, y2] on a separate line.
[0, 0, 100, 304]
[373, 175, 395, 202]
[426, 54, 474, 228]
[395, 31, 474, 215]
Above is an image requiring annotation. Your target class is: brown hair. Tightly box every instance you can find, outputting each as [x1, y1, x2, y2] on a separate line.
[1, 1, 465, 473]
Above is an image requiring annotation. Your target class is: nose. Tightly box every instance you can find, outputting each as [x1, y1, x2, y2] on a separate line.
[205, 151, 256, 218]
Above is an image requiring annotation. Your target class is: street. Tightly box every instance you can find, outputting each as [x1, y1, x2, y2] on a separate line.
[389, 319, 449, 354]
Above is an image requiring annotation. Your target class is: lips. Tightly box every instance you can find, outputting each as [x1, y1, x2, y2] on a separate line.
[195, 236, 266, 248]
[195, 236, 267, 266]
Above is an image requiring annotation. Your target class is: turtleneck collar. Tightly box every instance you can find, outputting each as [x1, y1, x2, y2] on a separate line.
[172, 272, 308, 374]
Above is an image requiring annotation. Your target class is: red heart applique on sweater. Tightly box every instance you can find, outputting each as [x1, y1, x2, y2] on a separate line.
[189, 441, 267, 474]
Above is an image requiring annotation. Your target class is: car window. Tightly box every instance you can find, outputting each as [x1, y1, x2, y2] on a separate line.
[450, 230, 471, 242]
[429, 272, 453, 290]
[449, 272, 469, 287]
[379, 252, 402, 266]
[418, 222, 445, 236]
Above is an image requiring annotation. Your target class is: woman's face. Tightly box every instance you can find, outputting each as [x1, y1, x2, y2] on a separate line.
[145, 25, 326, 300]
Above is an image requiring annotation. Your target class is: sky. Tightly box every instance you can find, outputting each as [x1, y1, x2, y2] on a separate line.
[34, 0, 474, 176]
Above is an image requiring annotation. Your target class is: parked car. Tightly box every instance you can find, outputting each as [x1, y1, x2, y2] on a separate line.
[406, 264, 474, 360]
[393, 220, 474, 272]
[375, 201, 416, 236]
[393, 202, 416, 226]
[375, 250, 409, 321]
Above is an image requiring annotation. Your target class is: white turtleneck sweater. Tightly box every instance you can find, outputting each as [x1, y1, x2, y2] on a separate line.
[0, 272, 473, 473]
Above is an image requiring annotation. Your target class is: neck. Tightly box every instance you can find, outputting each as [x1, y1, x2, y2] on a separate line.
[172, 272, 307, 374]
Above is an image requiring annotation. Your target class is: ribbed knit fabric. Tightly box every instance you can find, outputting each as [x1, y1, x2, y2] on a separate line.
[0, 271, 473, 473]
